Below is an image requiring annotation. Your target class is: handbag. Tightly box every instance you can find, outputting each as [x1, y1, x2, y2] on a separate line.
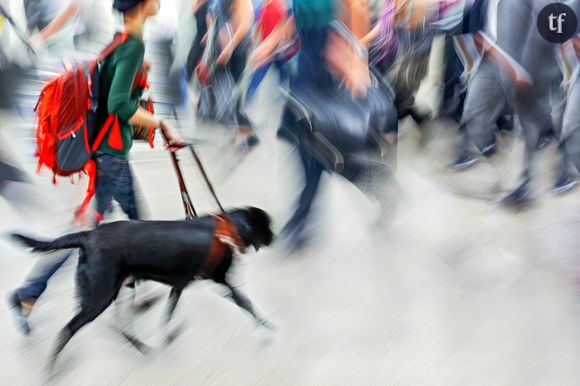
[132, 98, 156, 147]
[273, 34, 300, 63]
[197, 67, 238, 126]
[278, 68, 397, 172]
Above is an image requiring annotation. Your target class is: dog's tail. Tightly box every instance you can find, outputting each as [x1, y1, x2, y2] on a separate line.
[11, 231, 89, 252]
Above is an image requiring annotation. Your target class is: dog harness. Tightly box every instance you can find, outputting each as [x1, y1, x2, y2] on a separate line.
[199, 215, 246, 279]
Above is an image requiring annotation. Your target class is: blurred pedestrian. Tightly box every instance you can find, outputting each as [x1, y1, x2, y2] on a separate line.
[199, 0, 257, 153]
[459, 0, 563, 207]
[253, 0, 398, 249]
[25, 0, 116, 52]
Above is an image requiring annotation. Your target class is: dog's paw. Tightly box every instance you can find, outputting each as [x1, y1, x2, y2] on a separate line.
[254, 326, 275, 345]
[122, 332, 154, 355]
[258, 318, 278, 332]
[163, 325, 184, 347]
[254, 320, 277, 345]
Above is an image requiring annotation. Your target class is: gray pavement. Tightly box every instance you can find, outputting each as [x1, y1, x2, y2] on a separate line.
[2, 78, 580, 385]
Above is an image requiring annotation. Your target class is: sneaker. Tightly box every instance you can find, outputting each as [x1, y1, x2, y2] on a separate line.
[501, 182, 534, 210]
[536, 134, 553, 151]
[481, 142, 497, 158]
[553, 173, 578, 195]
[6, 292, 31, 335]
[236, 134, 260, 156]
[452, 152, 478, 171]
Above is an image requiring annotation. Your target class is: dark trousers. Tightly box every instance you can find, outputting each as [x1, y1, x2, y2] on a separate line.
[441, 37, 466, 123]
[281, 148, 325, 242]
[186, 1, 210, 80]
[222, 41, 253, 128]
[94, 153, 139, 220]
[280, 28, 331, 243]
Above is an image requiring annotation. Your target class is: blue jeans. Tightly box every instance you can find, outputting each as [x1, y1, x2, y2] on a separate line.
[14, 153, 140, 302]
[14, 249, 74, 301]
[245, 60, 289, 104]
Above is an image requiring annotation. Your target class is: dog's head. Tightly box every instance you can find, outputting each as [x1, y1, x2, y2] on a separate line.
[227, 207, 274, 252]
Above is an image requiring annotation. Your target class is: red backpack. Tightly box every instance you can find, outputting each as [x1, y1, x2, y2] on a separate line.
[34, 33, 154, 223]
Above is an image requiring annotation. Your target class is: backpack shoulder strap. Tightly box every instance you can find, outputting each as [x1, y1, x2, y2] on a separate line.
[97, 32, 129, 63]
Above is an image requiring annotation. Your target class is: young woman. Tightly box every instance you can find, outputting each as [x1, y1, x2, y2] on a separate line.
[8, 0, 185, 335]
[207, 0, 258, 151]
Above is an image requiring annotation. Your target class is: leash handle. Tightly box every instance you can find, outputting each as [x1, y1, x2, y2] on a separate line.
[161, 130, 197, 219]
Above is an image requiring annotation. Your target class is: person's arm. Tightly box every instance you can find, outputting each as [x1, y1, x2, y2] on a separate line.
[35, 1, 78, 41]
[324, 0, 371, 97]
[453, 35, 475, 83]
[343, 0, 371, 39]
[217, 0, 254, 64]
[559, 40, 578, 94]
[108, 42, 184, 149]
[360, 23, 380, 48]
[250, 16, 294, 67]
[473, 32, 531, 88]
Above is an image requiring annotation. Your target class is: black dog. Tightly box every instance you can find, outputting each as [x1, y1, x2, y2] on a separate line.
[12, 207, 274, 372]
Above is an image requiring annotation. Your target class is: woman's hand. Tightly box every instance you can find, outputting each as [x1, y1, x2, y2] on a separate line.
[160, 122, 188, 152]
[325, 31, 370, 98]
[217, 42, 235, 65]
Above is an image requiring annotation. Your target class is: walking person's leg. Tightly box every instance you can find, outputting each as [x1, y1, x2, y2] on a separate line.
[229, 43, 259, 150]
[281, 147, 325, 249]
[275, 59, 289, 84]
[111, 159, 140, 221]
[245, 62, 272, 106]
[8, 249, 76, 335]
[562, 78, 580, 174]
[454, 60, 506, 169]
[6, 153, 123, 335]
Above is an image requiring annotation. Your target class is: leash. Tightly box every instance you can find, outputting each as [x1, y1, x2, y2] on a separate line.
[161, 130, 224, 218]
[188, 145, 225, 213]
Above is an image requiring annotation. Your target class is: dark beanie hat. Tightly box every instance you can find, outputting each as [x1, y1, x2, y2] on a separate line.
[113, 0, 143, 12]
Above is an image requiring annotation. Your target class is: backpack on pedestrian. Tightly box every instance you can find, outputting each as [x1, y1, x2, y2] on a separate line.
[34, 32, 154, 223]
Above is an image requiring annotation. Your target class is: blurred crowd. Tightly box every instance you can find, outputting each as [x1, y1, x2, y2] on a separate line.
[0, 0, 579, 348]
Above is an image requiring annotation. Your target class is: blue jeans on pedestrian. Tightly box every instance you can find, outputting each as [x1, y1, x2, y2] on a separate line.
[245, 59, 289, 105]
[14, 249, 75, 301]
[94, 152, 139, 220]
[13, 153, 140, 302]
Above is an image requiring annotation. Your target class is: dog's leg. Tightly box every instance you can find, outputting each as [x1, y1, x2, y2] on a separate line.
[115, 285, 152, 355]
[221, 281, 274, 330]
[165, 287, 183, 323]
[47, 299, 114, 376]
[163, 287, 183, 346]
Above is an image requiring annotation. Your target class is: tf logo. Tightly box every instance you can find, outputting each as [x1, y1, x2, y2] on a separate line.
[537, 3, 578, 43]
